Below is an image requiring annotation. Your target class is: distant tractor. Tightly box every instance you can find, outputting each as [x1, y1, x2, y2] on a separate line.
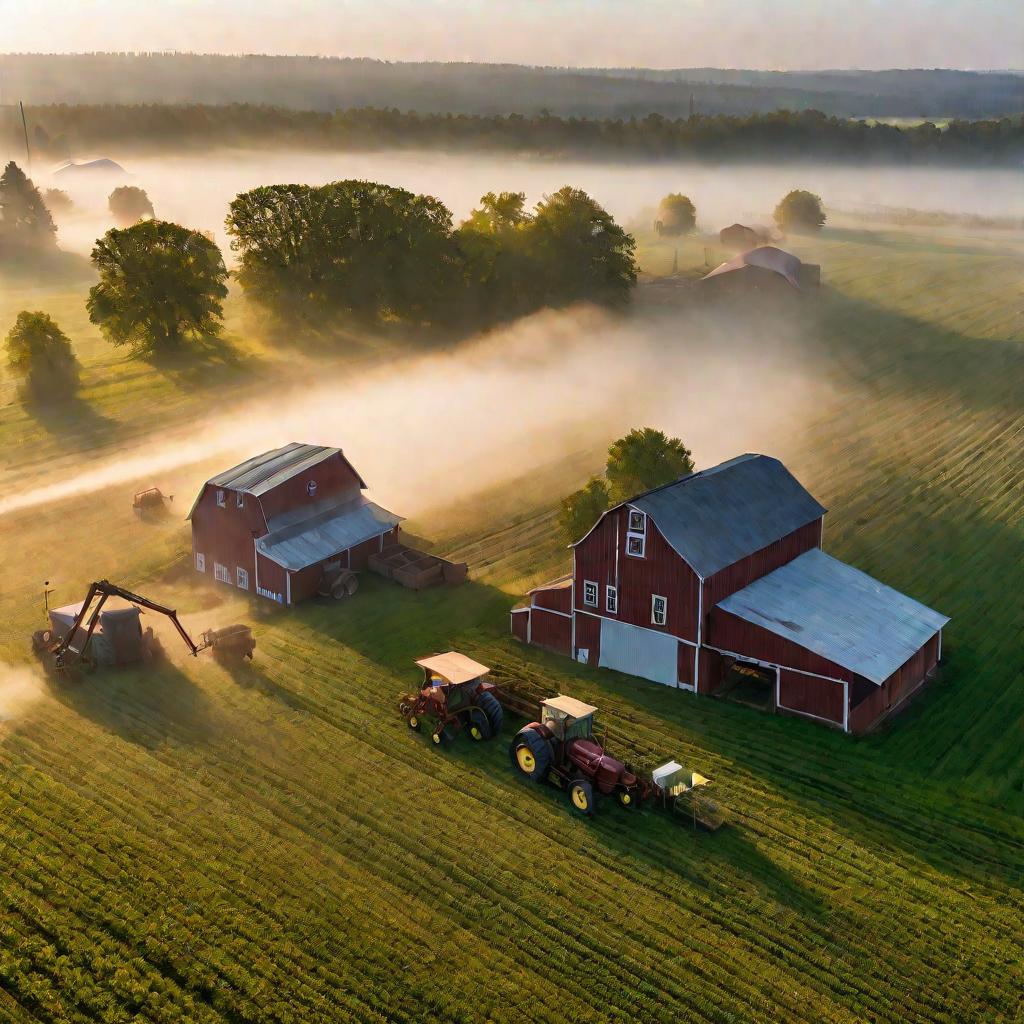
[33, 579, 254, 680]
[398, 652, 504, 747]
[132, 488, 172, 516]
[509, 694, 723, 828]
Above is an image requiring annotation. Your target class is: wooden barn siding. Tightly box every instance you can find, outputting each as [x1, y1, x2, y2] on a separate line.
[677, 644, 696, 688]
[532, 585, 572, 614]
[255, 554, 287, 603]
[574, 509, 699, 642]
[259, 454, 363, 523]
[703, 518, 824, 610]
[529, 608, 572, 655]
[697, 647, 727, 695]
[191, 486, 267, 588]
[706, 608, 855, 684]
[778, 669, 845, 726]
[510, 609, 529, 642]
[574, 612, 601, 665]
[848, 632, 940, 734]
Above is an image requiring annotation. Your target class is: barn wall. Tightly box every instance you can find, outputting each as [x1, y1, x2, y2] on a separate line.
[510, 609, 529, 643]
[259, 454, 364, 523]
[532, 584, 572, 614]
[777, 669, 845, 726]
[574, 612, 601, 666]
[706, 608, 855, 683]
[703, 519, 823, 610]
[677, 643, 697, 689]
[529, 608, 572, 655]
[191, 485, 267, 592]
[697, 647, 725, 695]
[574, 509, 700, 642]
[848, 631, 940, 734]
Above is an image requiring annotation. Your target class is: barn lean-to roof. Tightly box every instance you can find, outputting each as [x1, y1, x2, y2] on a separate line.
[584, 454, 826, 579]
[702, 245, 803, 288]
[716, 548, 949, 685]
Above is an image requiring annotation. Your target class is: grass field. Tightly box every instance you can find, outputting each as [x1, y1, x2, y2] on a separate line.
[1, 217, 1023, 1023]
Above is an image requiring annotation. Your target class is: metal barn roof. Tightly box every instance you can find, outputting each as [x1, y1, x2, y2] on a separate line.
[716, 548, 949, 685]
[416, 652, 490, 684]
[624, 454, 826, 578]
[703, 245, 803, 287]
[256, 495, 402, 571]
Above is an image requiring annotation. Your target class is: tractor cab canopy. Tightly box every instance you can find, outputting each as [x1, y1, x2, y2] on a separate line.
[416, 652, 490, 688]
[541, 695, 597, 741]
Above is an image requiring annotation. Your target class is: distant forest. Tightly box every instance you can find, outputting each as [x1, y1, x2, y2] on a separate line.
[0, 53, 1022, 120]
[3, 104, 1021, 166]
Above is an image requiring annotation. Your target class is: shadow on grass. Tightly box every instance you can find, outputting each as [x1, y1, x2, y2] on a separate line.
[218, 655, 305, 711]
[142, 333, 252, 387]
[25, 392, 118, 446]
[53, 659, 217, 749]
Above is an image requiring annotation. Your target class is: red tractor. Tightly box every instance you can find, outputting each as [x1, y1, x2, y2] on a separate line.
[509, 694, 723, 828]
[398, 652, 504, 747]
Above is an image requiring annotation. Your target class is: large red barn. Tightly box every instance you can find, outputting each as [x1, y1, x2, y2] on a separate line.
[513, 454, 948, 734]
[188, 443, 402, 606]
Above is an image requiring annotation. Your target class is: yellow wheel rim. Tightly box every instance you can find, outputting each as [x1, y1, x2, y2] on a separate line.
[408, 716, 418, 728]
[470, 726, 482, 740]
[572, 786, 590, 811]
[432, 732, 442, 744]
[621, 792, 632, 806]
[516, 747, 536, 773]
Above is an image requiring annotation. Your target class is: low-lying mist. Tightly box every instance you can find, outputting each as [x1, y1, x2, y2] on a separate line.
[0, 303, 830, 522]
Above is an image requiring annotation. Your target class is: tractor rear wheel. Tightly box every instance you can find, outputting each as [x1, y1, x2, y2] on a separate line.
[476, 690, 503, 736]
[509, 726, 552, 781]
[568, 777, 596, 817]
[466, 707, 491, 742]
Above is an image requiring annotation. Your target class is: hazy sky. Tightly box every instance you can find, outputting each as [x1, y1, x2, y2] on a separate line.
[1, 0, 1019, 70]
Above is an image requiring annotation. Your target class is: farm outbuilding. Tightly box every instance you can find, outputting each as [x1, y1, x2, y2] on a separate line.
[701, 245, 820, 296]
[513, 455, 948, 734]
[189, 443, 402, 606]
[719, 223, 769, 251]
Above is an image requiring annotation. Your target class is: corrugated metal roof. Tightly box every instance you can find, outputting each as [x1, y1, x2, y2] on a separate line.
[256, 495, 403, 571]
[703, 245, 802, 287]
[717, 548, 949, 685]
[625, 454, 826, 578]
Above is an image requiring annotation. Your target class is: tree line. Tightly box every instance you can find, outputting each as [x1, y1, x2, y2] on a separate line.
[7, 104, 1023, 166]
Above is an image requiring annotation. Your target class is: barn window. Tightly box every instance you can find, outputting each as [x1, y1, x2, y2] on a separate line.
[216, 489, 226, 508]
[214, 562, 231, 584]
[583, 581, 598, 607]
[606, 585, 618, 614]
[651, 594, 668, 626]
[195, 552, 206, 573]
[236, 567, 249, 590]
[236, 491, 245, 509]
[628, 509, 646, 534]
[626, 533, 646, 558]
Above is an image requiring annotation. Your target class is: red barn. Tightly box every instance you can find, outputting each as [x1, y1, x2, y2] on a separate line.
[188, 443, 402, 606]
[513, 455, 948, 734]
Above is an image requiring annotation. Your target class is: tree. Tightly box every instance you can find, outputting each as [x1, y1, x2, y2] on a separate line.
[605, 428, 694, 502]
[43, 188, 74, 217]
[527, 187, 636, 308]
[558, 477, 610, 543]
[774, 189, 826, 233]
[5, 310, 79, 401]
[0, 161, 56, 254]
[108, 185, 155, 226]
[87, 220, 228, 354]
[655, 193, 697, 236]
[227, 180, 460, 326]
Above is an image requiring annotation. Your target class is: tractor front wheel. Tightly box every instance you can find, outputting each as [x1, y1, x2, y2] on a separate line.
[466, 707, 491, 742]
[407, 713, 422, 732]
[431, 724, 456, 748]
[617, 788, 638, 810]
[568, 777, 596, 817]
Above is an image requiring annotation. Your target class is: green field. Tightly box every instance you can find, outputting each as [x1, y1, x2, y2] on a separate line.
[1, 219, 1023, 1023]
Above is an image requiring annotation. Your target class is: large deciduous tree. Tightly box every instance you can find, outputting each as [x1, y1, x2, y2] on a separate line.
[5, 310, 79, 401]
[87, 219, 228, 354]
[108, 185, 155, 226]
[774, 189, 826, 233]
[558, 477, 611, 544]
[0, 161, 57, 254]
[605, 428, 694, 502]
[655, 193, 697, 236]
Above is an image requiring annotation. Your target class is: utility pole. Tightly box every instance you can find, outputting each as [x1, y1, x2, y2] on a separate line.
[19, 101, 31, 175]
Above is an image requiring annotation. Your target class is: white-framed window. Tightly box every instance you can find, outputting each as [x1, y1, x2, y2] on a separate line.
[236, 491, 245, 509]
[236, 566, 249, 590]
[626, 533, 646, 558]
[628, 509, 647, 534]
[216, 489, 226, 508]
[651, 594, 668, 626]
[582, 580, 599, 607]
[195, 552, 206, 573]
[214, 562, 231, 584]
[605, 585, 618, 614]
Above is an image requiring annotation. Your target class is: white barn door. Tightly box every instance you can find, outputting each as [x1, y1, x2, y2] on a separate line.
[599, 619, 679, 687]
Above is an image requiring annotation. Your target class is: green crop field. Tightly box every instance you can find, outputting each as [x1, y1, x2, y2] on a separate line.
[0, 219, 1023, 1023]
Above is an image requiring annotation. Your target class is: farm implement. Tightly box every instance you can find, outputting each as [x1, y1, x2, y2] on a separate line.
[33, 579, 255, 680]
[507, 692, 723, 830]
[398, 652, 504, 746]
